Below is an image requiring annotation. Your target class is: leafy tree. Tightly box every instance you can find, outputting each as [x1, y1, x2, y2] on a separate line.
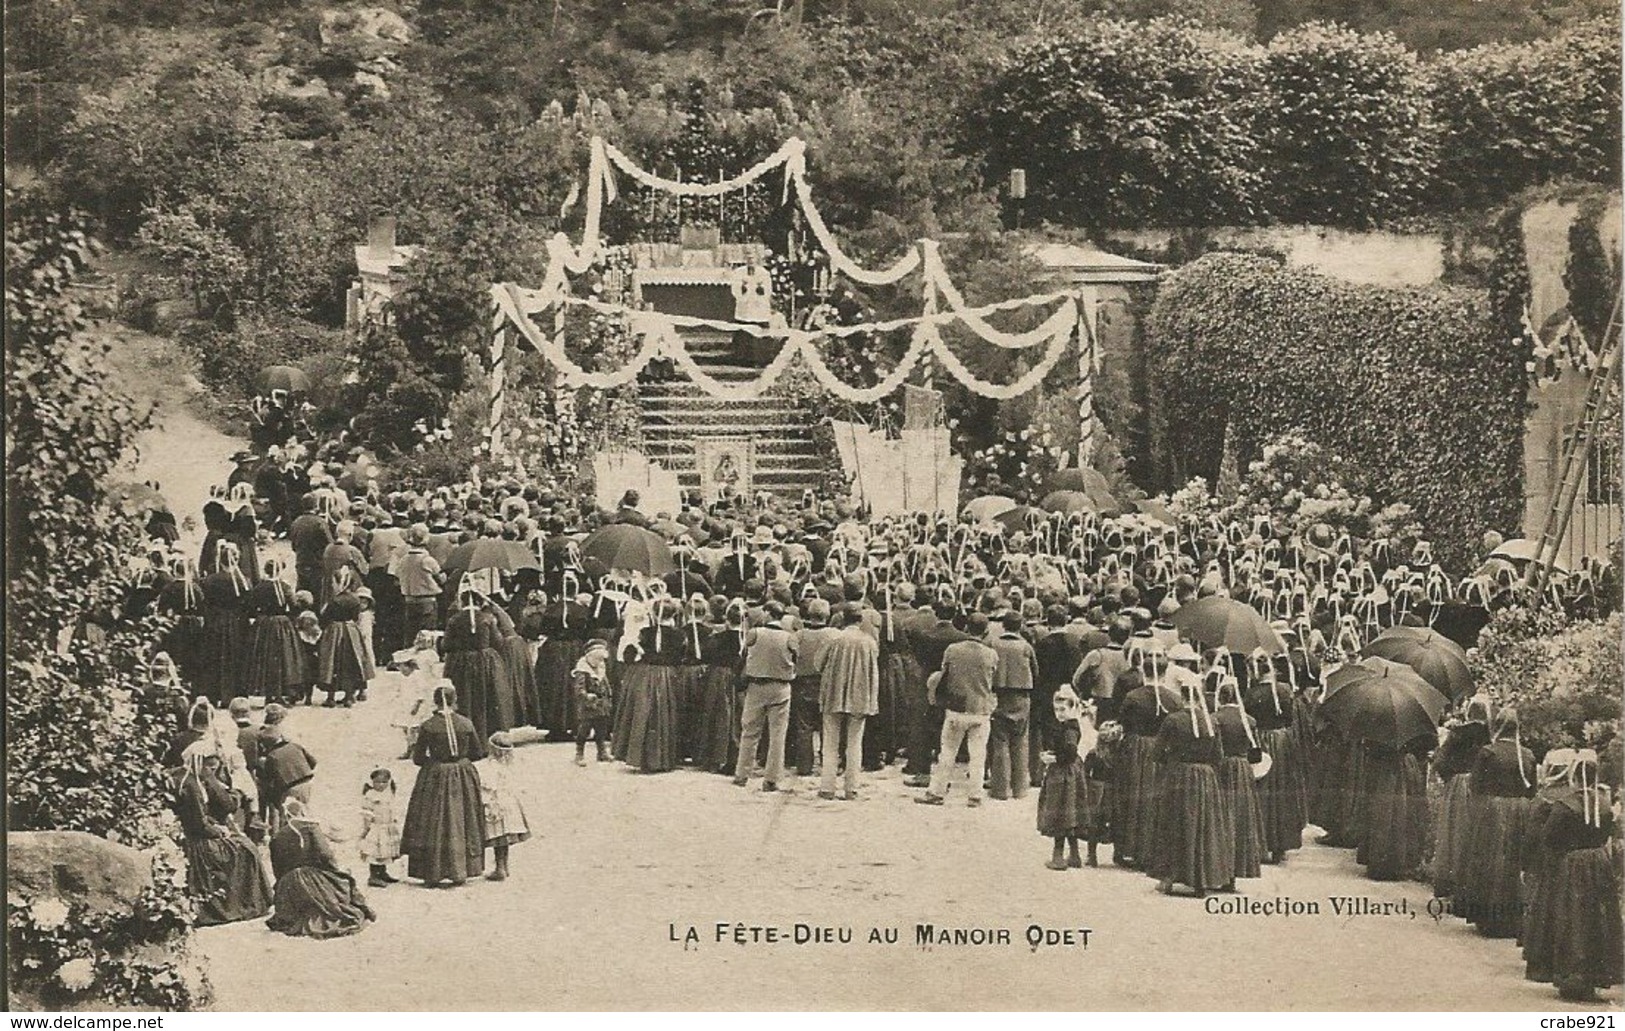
[4, 189, 174, 842]
[971, 19, 1265, 228]
[1257, 23, 1436, 225]
[1564, 194, 1619, 348]
[1428, 17, 1622, 210]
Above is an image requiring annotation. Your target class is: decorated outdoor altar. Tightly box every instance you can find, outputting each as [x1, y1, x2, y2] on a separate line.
[486, 135, 1108, 512]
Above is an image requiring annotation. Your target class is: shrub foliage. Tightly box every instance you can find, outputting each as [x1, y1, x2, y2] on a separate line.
[1147, 252, 1531, 569]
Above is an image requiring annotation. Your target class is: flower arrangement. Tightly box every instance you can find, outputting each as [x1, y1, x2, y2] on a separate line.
[7, 850, 207, 1011]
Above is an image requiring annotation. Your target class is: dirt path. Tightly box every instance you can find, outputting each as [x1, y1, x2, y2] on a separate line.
[196, 671, 1621, 1012]
[100, 324, 247, 548]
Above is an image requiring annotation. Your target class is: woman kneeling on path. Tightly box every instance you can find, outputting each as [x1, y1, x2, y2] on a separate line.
[266, 798, 375, 939]
[402, 685, 487, 887]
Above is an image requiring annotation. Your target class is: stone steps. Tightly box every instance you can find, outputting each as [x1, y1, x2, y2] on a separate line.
[636, 347, 824, 497]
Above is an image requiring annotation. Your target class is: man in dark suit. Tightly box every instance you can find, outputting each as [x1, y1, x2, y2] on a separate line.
[613, 489, 652, 528]
[1032, 604, 1082, 786]
[902, 601, 973, 787]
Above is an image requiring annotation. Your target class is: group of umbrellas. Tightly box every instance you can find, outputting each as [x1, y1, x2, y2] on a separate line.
[961, 467, 1180, 530]
[450, 523, 676, 578]
[1167, 593, 1471, 747]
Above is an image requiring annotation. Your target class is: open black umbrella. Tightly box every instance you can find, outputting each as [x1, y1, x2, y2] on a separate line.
[581, 523, 674, 576]
[1319, 656, 1447, 747]
[1040, 490, 1100, 516]
[994, 505, 1048, 533]
[1171, 595, 1285, 655]
[444, 538, 540, 575]
[256, 364, 312, 393]
[1361, 628, 1474, 702]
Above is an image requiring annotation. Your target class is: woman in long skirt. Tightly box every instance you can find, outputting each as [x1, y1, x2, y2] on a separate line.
[229, 503, 262, 586]
[1431, 696, 1492, 898]
[489, 597, 539, 728]
[532, 593, 592, 742]
[157, 557, 207, 694]
[1148, 683, 1235, 896]
[267, 799, 375, 938]
[1247, 675, 1306, 863]
[1522, 748, 1578, 983]
[693, 608, 746, 775]
[172, 745, 272, 927]
[317, 584, 375, 707]
[1457, 708, 1536, 937]
[443, 589, 516, 743]
[613, 600, 685, 774]
[247, 557, 302, 704]
[1214, 680, 1266, 881]
[1356, 734, 1431, 881]
[198, 543, 254, 706]
[401, 687, 487, 887]
[1534, 753, 1621, 1002]
[1113, 667, 1181, 869]
[672, 599, 711, 764]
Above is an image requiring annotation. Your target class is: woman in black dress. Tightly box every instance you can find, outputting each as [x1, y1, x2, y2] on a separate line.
[1356, 732, 1431, 881]
[1457, 707, 1536, 938]
[443, 587, 516, 742]
[197, 543, 253, 706]
[266, 799, 375, 938]
[401, 686, 487, 887]
[1149, 682, 1236, 896]
[172, 744, 272, 927]
[247, 557, 302, 705]
[1522, 748, 1577, 984]
[532, 584, 593, 743]
[1534, 751, 1621, 1001]
[317, 575, 375, 707]
[1430, 695, 1492, 899]
[1113, 662, 1181, 870]
[693, 602, 747, 775]
[1213, 678, 1266, 882]
[613, 597, 686, 774]
[1246, 671, 1307, 864]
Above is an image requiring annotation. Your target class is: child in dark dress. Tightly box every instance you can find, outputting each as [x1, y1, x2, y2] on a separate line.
[1037, 686, 1101, 870]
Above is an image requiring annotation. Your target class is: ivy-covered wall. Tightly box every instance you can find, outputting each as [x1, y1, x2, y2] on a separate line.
[1146, 252, 1532, 569]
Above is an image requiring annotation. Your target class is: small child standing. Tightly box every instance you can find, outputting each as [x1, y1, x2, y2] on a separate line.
[359, 768, 402, 888]
[570, 638, 614, 766]
[392, 632, 444, 760]
[1037, 686, 1101, 870]
[475, 732, 530, 882]
[294, 606, 322, 706]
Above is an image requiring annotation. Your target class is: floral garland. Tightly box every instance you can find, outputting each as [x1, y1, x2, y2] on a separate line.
[493, 282, 1079, 403]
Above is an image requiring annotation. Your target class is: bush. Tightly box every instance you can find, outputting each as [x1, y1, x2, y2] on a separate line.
[1429, 17, 1622, 211]
[1147, 252, 1530, 570]
[971, 19, 1264, 228]
[1222, 433, 1425, 547]
[1471, 608, 1623, 760]
[6, 192, 204, 1008]
[1258, 23, 1436, 225]
[175, 313, 347, 400]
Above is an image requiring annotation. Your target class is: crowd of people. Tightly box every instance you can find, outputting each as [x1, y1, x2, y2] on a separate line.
[113, 434, 1621, 1000]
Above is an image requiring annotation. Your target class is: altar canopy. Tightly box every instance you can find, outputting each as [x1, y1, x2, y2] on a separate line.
[487, 136, 1103, 466]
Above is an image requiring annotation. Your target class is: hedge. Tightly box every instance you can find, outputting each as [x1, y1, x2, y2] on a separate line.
[1146, 252, 1531, 570]
[973, 15, 1619, 228]
[1258, 24, 1435, 226]
[1429, 18, 1622, 212]
[970, 19, 1265, 228]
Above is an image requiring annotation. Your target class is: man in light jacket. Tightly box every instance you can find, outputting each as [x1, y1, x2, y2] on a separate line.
[735, 602, 798, 792]
[815, 603, 880, 800]
[917, 612, 999, 808]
